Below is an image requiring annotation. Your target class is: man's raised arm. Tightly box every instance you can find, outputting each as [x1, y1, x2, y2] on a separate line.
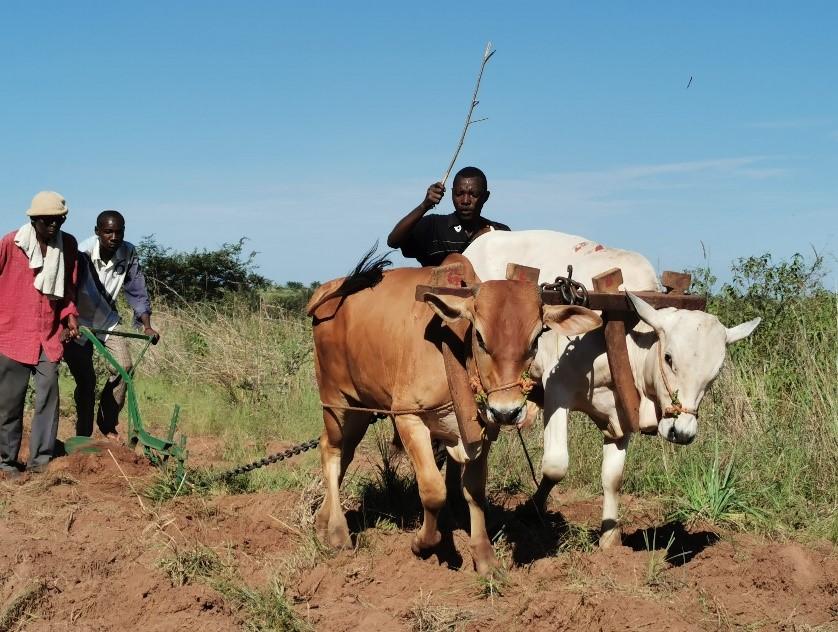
[386, 182, 445, 248]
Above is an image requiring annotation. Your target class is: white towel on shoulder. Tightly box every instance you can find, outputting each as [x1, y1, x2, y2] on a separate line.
[14, 223, 65, 300]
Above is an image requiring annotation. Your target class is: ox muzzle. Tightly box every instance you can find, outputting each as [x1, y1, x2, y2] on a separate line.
[658, 413, 697, 445]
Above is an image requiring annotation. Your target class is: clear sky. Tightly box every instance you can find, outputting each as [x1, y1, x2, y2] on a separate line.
[1, 1, 835, 286]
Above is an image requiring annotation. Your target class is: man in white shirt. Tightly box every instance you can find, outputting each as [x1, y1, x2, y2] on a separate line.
[64, 210, 159, 438]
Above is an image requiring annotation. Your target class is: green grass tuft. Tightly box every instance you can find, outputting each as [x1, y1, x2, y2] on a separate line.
[667, 443, 765, 530]
[558, 521, 597, 554]
[156, 540, 310, 631]
[144, 466, 218, 502]
[642, 528, 676, 587]
[474, 566, 509, 601]
[212, 577, 310, 632]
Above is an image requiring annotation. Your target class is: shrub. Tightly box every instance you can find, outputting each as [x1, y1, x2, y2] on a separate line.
[261, 282, 321, 316]
[137, 236, 270, 304]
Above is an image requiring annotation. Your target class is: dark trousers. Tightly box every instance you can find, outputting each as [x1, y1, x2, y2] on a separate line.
[64, 338, 131, 436]
[0, 350, 60, 469]
[63, 341, 97, 436]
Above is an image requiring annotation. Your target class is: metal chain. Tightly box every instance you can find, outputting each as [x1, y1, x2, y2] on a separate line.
[215, 416, 387, 480]
[215, 438, 320, 480]
[540, 265, 590, 307]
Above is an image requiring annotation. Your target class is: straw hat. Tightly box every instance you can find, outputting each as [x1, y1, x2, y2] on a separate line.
[26, 191, 68, 217]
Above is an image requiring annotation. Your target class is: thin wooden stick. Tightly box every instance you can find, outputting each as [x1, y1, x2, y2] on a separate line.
[268, 513, 303, 536]
[108, 448, 147, 513]
[440, 41, 496, 187]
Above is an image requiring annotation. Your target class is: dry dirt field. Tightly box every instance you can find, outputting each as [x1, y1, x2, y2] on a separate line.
[1, 433, 836, 632]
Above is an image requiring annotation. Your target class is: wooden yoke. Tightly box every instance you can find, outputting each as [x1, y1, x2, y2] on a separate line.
[661, 271, 691, 295]
[505, 263, 541, 283]
[417, 262, 485, 449]
[592, 268, 641, 438]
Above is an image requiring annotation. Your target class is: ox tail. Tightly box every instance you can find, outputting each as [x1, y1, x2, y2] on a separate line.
[306, 243, 393, 316]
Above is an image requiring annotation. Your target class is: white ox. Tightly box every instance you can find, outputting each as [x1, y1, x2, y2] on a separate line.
[464, 229, 661, 291]
[464, 230, 761, 546]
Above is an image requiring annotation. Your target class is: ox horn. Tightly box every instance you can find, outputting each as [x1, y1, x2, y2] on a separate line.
[626, 292, 666, 334]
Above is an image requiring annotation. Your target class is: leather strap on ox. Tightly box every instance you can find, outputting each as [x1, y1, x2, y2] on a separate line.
[418, 262, 485, 446]
[591, 268, 642, 437]
[441, 323, 484, 445]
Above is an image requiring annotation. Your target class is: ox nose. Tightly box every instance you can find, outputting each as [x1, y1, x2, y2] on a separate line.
[677, 431, 696, 445]
[668, 424, 696, 445]
[490, 404, 524, 425]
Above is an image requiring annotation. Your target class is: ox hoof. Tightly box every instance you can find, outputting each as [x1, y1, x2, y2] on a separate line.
[470, 540, 497, 576]
[327, 521, 352, 550]
[531, 480, 556, 514]
[411, 529, 442, 556]
[599, 526, 622, 549]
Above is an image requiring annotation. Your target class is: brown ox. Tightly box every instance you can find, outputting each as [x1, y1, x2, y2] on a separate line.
[307, 253, 601, 574]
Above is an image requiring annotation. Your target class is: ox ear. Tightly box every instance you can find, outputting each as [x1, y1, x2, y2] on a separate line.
[423, 291, 475, 323]
[725, 317, 761, 344]
[627, 292, 665, 333]
[542, 305, 602, 336]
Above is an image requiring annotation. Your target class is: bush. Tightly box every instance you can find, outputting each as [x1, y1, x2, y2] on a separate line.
[137, 236, 270, 304]
[649, 252, 834, 537]
[262, 282, 321, 316]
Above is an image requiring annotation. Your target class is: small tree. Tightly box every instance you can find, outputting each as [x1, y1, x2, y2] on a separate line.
[698, 251, 832, 377]
[137, 236, 270, 303]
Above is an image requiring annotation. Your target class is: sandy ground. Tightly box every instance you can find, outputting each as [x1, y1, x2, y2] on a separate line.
[1, 435, 836, 631]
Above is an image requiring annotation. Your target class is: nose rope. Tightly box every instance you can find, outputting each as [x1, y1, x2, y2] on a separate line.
[657, 340, 697, 418]
[469, 335, 535, 402]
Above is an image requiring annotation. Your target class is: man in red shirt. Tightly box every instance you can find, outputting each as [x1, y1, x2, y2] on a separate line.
[0, 191, 79, 478]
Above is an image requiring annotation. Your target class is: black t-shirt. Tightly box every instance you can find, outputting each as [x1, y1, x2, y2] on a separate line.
[400, 213, 511, 267]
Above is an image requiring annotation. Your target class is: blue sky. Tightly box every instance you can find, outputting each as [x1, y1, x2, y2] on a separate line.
[1, 2, 835, 286]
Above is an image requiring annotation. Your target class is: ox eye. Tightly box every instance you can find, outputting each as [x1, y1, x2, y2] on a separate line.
[476, 330, 487, 351]
[664, 352, 674, 368]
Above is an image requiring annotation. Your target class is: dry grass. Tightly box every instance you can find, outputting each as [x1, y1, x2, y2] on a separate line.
[145, 301, 314, 407]
[157, 542, 227, 586]
[0, 580, 49, 632]
[405, 590, 475, 632]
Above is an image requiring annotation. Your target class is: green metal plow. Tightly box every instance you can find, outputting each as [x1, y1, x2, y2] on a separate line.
[63, 326, 187, 476]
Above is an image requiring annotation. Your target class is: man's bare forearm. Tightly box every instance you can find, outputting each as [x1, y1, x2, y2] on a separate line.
[387, 203, 432, 248]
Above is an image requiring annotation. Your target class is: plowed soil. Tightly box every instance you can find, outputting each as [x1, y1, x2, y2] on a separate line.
[1, 434, 836, 631]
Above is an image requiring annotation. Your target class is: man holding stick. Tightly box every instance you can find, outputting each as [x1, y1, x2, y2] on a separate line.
[387, 166, 510, 267]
